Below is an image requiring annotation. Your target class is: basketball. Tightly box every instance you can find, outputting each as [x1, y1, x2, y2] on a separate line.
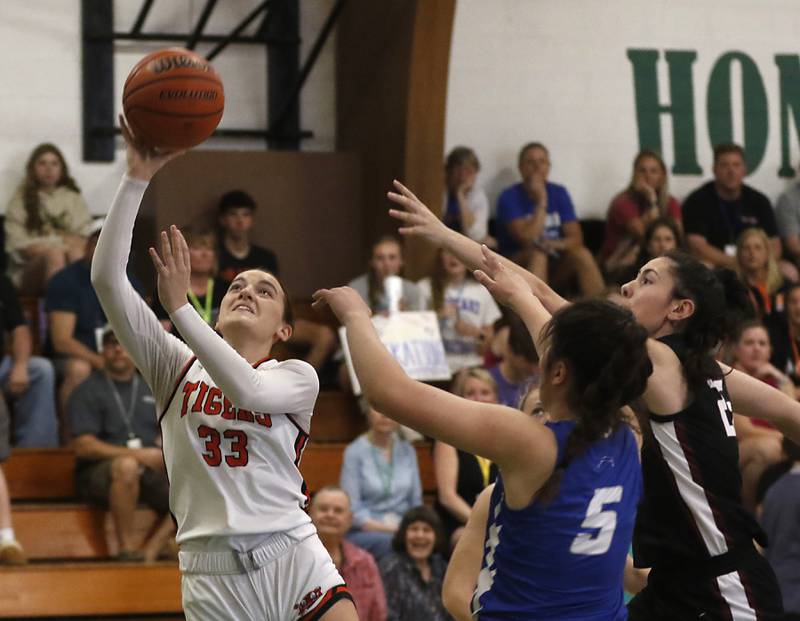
[122, 47, 224, 150]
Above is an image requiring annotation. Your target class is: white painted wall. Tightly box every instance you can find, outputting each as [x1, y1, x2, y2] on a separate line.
[446, 0, 800, 217]
[0, 0, 336, 215]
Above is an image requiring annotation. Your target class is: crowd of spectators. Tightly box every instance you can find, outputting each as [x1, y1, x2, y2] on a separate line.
[3, 136, 800, 618]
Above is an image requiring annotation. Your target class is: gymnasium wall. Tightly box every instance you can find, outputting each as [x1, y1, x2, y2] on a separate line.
[445, 0, 800, 218]
[136, 151, 362, 297]
[0, 0, 337, 216]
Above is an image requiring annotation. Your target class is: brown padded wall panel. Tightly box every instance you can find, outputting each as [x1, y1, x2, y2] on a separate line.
[337, 0, 455, 279]
[134, 151, 362, 298]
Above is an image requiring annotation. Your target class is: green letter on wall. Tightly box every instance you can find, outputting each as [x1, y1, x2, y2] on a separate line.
[627, 49, 701, 175]
[707, 52, 768, 172]
[775, 54, 800, 178]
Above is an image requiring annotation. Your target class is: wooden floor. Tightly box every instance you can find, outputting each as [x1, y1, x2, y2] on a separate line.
[1, 392, 437, 618]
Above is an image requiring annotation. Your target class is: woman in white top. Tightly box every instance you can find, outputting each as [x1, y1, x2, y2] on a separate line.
[417, 249, 501, 372]
[91, 121, 357, 621]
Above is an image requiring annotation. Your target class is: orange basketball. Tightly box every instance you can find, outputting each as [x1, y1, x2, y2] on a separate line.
[122, 47, 224, 150]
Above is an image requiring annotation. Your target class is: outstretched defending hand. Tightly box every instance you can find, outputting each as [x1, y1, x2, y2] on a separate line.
[312, 287, 372, 325]
[149, 225, 191, 314]
[119, 114, 184, 182]
[473, 245, 534, 309]
[387, 180, 449, 244]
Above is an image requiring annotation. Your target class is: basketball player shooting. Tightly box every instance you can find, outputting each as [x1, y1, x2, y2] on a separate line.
[91, 117, 357, 621]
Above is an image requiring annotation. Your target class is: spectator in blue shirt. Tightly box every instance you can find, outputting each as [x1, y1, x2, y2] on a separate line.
[496, 143, 604, 297]
[341, 398, 422, 561]
[45, 221, 143, 437]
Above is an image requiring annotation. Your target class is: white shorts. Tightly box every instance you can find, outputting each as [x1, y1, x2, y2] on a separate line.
[179, 524, 351, 621]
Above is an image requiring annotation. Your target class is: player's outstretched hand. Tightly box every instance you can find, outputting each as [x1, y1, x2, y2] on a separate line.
[149, 225, 191, 314]
[312, 287, 372, 325]
[387, 180, 449, 244]
[119, 114, 185, 182]
[473, 244, 534, 309]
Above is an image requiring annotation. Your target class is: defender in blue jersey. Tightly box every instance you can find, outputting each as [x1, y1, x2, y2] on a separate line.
[472, 418, 641, 620]
[314, 209, 653, 621]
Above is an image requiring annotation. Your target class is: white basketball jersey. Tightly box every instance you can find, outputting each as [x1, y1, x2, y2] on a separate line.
[160, 355, 314, 543]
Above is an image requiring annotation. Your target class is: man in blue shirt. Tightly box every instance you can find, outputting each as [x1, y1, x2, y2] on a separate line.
[496, 143, 604, 297]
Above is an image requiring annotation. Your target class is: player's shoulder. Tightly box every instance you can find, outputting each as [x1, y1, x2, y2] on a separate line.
[258, 358, 319, 389]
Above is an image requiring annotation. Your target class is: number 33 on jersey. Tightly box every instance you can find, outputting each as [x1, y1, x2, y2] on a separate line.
[159, 356, 317, 541]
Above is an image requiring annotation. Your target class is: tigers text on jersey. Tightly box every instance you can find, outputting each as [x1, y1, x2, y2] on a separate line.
[472, 420, 642, 620]
[160, 356, 314, 543]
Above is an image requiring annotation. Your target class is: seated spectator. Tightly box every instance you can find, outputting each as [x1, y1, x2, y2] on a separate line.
[153, 225, 227, 332]
[309, 486, 387, 621]
[348, 236, 423, 314]
[442, 147, 490, 245]
[46, 221, 143, 434]
[216, 190, 336, 372]
[487, 312, 539, 408]
[341, 401, 422, 561]
[776, 167, 800, 277]
[495, 142, 604, 297]
[682, 143, 779, 269]
[4, 143, 91, 295]
[761, 436, 800, 619]
[737, 227, 788, 321]
[0, 273, 58, 447]
[0, 395, 26, 565]
[417, 250, 501, 373]
[769, 283, 800, 384]
[614, 217, 684, 286]
[731, 320, 790, 510]
[434, 368, 499, 547]
[379, 506, 451, 621]
[601, 150, 682, 278]
[68, 328, 173, 562]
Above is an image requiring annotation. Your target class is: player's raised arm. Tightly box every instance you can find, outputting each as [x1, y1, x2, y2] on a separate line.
[312, 286, 556, 481]
[720, 363, 800, 444]
[387, 180, 568, 314]
[150, 228, 318, 418]
[91, 117, 191, 406]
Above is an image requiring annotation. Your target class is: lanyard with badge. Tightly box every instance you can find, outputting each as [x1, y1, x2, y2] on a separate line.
[187, 279, 215, 325]
[105, 374, 142, 449]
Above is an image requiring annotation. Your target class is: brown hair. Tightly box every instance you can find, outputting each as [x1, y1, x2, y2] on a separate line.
[429, 248, 473, 312]
[366, 235, 404, 311]
[22, 143, 81, 233]
[713, 143, 745, 164]
[391, 506, 447, 558]
[626, 149, 672, 213]
[445, 146, 480, 173]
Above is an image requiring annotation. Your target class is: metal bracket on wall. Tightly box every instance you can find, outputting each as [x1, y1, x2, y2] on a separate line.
[81, 0, 344, 161]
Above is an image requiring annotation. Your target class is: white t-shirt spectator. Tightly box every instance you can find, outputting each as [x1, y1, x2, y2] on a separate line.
[417, 278, 501, 372]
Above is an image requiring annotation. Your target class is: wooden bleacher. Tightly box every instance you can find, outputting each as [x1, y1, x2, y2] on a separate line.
[0, 395, 436, 618]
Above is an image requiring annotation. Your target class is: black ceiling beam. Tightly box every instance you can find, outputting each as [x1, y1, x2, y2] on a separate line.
[206, 0, 271, 62]
[82, 0, 114, 162]
[103, 32, 296, 44]
[186, 0, 218, 50]
[130, 0, 155, 35]
[268, 0, 345, 136]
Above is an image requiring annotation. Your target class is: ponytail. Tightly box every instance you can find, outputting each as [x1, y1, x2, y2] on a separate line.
[538, 300, 652, 503]
[664, 251, 754, 385]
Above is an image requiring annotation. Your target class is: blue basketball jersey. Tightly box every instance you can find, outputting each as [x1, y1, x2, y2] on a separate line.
[472, 420, 642, 620]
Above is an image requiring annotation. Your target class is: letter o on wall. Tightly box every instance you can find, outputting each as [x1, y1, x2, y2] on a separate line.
[707, 51, 769, 172]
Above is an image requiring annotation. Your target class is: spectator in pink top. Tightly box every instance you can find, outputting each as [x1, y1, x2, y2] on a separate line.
[601, 150, 682, 279]
[310, 486, 387, 621]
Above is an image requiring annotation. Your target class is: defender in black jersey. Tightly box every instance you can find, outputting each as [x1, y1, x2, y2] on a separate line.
[385, 183, 800, 620]
[619, 252, 793, 620]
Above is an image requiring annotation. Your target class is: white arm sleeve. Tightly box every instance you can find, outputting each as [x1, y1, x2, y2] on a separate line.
[91, 176, 192, 410]
[169, 304, 319, 419]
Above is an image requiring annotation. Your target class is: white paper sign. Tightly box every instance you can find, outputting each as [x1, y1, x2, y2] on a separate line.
[339, 311, 452, 395]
